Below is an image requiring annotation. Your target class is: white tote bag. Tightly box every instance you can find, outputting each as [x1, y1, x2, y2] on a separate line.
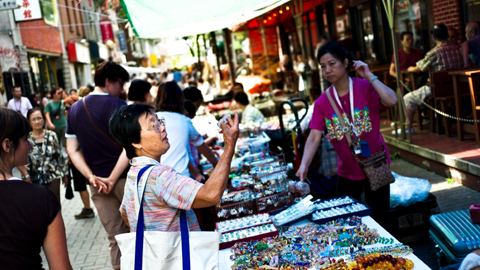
[115, 165, 221, 270]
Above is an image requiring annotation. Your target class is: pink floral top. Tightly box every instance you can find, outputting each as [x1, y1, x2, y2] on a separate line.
[310, 77, 390, 180]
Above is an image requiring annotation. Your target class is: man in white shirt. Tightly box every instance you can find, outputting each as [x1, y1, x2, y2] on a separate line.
[7, 85, 32, 118]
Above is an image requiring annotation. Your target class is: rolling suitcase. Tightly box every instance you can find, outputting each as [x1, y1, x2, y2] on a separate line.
[429, 210, 480, 267]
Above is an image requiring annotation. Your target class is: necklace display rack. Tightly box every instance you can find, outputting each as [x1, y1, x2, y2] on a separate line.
[216, 153, 295, 222]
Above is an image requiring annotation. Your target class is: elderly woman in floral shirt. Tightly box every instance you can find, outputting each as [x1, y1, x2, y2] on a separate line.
[18, 107, 68, 202]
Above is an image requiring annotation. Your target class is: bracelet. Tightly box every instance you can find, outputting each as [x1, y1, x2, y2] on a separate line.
[25, 174, 30, 178]
[369, 75, 378, 84]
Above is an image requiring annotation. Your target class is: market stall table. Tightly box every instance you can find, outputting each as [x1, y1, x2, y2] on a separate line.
[218, 216, 431, 270]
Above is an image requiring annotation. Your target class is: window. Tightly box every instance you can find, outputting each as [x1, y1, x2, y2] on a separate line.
[465, 0, 480, 24]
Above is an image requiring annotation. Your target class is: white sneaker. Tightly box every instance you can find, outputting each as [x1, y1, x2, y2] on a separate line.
[392, 128, 414, 135]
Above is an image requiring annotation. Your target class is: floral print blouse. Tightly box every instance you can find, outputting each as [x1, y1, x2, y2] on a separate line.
[26, 130, 69, 185]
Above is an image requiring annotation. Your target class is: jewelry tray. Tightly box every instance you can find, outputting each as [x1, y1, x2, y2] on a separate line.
[308, 195, 372, 225]
[218, 221, 279, 250]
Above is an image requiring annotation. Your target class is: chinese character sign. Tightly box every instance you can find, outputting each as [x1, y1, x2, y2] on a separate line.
[13, 0, 41, 21]
[0, 0, 18, 11]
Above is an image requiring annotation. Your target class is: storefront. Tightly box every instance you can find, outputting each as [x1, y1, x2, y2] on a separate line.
[27, 49, 62, 96]
[67, 41, 93, 89]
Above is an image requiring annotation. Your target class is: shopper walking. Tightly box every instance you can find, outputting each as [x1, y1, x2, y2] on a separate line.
[7, 85, 32, 118]
[45, 88, 67, 148]
[64, 96, 94, 219]
[17, 108, 68, 203]
[66, 61, 130, 270]
[0, 107, 72, 270]
[296, 41, 398, 226]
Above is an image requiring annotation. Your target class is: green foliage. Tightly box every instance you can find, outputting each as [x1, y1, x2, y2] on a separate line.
[446, 178, 456, 184]
[390, 152, 400, 160]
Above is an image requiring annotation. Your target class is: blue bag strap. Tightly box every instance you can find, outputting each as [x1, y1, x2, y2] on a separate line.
[134, 165, 152, 270]
[180, 210, 191, 270]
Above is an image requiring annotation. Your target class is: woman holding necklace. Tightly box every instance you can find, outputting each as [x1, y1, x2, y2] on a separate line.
[18, 108, 68, 202]
[296, 41, 398, 226]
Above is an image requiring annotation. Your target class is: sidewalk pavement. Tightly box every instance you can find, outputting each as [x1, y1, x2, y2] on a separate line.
[39, 158, 480, 270]
[41, 187, 112, 270]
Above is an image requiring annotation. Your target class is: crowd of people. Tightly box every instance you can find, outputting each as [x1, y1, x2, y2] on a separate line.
[0, 59, 247, 269]
[0, 19, 479, 270]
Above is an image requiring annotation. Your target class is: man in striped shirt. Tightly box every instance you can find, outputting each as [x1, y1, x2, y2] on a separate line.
[400, 24, 462, 134]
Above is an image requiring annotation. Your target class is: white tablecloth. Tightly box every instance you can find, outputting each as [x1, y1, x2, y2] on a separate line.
[219, 216, 431, 270]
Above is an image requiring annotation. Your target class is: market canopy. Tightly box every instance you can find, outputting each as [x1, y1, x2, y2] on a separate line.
[120, 0, 290, 38]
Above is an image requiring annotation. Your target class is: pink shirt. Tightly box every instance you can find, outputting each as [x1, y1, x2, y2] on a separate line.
[310, 77, 390, 180]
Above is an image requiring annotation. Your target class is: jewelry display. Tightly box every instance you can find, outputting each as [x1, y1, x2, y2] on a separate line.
[312, 203, 368, 220]
[219, 223, 277, 244]
[217, 213, 272, 233]
[271, 195, 317, 226]
[349, 254, 414, 270]
[313, 196, 356, 211]
[229, 219, 398, 270]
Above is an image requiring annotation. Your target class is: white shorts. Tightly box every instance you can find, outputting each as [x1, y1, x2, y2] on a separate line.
[403, 86, 431, 111]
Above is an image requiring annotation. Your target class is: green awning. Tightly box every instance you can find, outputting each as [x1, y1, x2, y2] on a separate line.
[121, 0, 290, 38]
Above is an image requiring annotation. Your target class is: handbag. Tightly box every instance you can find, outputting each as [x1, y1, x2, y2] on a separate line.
[115, 166, 220, 270]
[30, 133, 50, 185]
[326, 89, 394, 191]
[50, 101, 63, 120]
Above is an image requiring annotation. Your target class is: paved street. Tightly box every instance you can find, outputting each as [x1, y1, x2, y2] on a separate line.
[39, 158, 480, 270]
[41, 187, 112, 270]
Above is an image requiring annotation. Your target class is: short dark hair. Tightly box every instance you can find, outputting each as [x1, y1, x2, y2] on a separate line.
[431, 23, 449, 41]
[27, 107, 45, 123]
[400, 31, 413, 41]
[0, 108, 30, 178]
[155, 81, 185, 114]
[70, 89, 77, 94]
[12, 85, 21, 91]
[94, 61, 129, 87]
[50, 88, 59, 97]
[109, 104, 154, 159]
[184, 100, 196, 118]
[128, 79, 151, 102]
[183, 87, 204, 103]
[234, 91, 249, 106]
[316, 40, 353, 70]
[233, 82, 244, 91]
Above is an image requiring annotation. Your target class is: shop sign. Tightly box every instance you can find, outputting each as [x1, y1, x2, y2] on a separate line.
[0, 0, 18, 11]
[100, 20, 114, 43]
[14, 0, 42, 22]
[117, 31, 127, 52]
[68, 42, 91, 64]
[0, 35, 21, 71]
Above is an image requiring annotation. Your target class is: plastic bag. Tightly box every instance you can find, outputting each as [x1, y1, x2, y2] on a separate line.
[288, 180, 311, 197]
[390, 172, 432, 208]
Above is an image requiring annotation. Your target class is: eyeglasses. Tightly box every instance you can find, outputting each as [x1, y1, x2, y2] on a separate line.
[141, 117, 166, 133]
